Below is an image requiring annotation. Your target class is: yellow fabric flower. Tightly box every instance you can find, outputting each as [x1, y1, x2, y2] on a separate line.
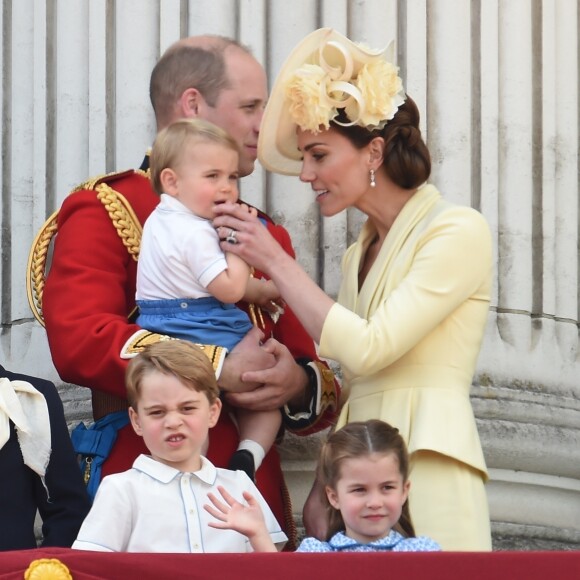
[284, 42, 405, 133]
[346, 60, 404, 129]
[286, 64, 337, 133]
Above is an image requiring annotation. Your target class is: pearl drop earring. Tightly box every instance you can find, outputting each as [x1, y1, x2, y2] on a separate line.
[369, 169, 376, 188]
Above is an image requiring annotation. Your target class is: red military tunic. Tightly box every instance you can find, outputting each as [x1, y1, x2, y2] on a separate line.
[42, 161, 339, 548]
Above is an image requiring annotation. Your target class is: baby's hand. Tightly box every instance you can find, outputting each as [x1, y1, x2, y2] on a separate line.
[252, 279, 280, 306]
[237, 203, 258, 218]
[245, 278, 284, 314]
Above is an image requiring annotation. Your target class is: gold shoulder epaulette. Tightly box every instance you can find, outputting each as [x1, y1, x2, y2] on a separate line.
[71, 169, 137, 193]
[27, 169, 144, 327]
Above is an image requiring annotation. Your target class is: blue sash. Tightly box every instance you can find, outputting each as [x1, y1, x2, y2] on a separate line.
[71, 410, 130, 501]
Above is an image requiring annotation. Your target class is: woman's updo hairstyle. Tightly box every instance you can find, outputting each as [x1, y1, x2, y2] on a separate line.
[332, 95, 431, 190]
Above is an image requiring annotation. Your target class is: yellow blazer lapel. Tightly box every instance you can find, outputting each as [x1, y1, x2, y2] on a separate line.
[340, 184, 441, 319]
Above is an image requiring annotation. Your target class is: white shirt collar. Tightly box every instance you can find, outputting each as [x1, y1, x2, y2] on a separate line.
[158, 193, 209, 221]
[132, 454, 218, 486]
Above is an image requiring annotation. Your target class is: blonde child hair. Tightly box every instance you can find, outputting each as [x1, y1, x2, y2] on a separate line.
[149, 118, 240, 196]
[125, 340, 220, 409]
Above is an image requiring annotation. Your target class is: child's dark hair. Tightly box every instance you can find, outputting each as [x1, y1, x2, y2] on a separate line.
[317, 419, 416, 540]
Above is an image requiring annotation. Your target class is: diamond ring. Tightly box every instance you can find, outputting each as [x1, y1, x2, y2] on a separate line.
[225, 229, 238, 244]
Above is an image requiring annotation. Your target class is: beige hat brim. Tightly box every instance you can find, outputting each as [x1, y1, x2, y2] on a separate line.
[258, 28, 387, 176]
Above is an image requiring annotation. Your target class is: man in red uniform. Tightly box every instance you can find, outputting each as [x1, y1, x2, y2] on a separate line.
[42, 35, 339, 548]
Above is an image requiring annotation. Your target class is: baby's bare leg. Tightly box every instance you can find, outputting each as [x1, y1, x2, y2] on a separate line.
[228, 409, 282, 479]
[237, 408, 282, 453]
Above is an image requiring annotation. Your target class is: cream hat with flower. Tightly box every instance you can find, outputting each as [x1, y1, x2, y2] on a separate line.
[258, 28, 406, 176]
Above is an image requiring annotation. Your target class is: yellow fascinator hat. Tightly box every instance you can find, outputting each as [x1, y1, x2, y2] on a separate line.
[258, 28, 406, 176]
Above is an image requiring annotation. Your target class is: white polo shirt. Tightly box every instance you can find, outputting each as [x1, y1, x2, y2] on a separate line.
[136, 194, 227, 301]
[72, 455, 287, 553]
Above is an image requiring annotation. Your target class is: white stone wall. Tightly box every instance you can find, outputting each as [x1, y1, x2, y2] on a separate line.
[1, 0, 578, 549]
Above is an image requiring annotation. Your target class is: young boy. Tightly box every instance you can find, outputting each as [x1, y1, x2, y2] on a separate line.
[72, 340, 287, 552]
[135, 118, 282, 480]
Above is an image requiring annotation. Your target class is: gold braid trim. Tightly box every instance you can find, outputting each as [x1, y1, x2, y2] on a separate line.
[71, 169, 132, 193]
[196, 344, 227, 374]
[95, 183, 142, 262]
[26, 170, 141, 326]
[292, 360, 339, 434]
[314, 360, 339, 413]
[26, 210, 59, 327]
[121, 330, 227, 375]
[246, 268, 267, 330]
[121, 331, 176, 356]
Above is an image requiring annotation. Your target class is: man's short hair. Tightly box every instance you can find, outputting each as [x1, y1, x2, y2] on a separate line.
[150, 36, 251, 126]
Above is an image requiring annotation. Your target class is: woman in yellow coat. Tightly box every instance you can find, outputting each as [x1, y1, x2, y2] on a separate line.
[213, 28, 493, 551]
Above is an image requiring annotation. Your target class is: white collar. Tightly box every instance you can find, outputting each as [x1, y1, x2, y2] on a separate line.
[132, 454, 218, 485]
[158, 193, 208, 221]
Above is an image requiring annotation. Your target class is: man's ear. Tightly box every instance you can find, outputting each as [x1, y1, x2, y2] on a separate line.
[129, 407, 143, 437]
[160, 167, 179, 197]
[179, 87, 206, 119]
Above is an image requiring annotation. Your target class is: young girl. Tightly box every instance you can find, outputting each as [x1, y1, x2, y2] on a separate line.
[205, 419, 440, 552]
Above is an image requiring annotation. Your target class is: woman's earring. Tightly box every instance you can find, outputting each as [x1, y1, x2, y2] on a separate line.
[369, 169, 376, 188]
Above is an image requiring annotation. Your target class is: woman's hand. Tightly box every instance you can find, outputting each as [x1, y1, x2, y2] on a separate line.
[213, 202, 285, 275]
[215, 202, 334, 344]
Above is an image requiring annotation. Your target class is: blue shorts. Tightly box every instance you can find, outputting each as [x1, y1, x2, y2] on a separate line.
[136, 297, 253, 351]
